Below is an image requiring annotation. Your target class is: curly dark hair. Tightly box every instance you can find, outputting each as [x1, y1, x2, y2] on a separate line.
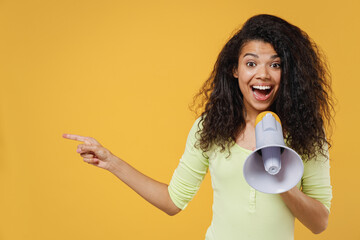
[191, 14, 334, 161]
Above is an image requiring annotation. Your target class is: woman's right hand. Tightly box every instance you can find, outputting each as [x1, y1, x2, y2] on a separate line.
[62, 134, 181, 215]
[62, 134, 118, 171]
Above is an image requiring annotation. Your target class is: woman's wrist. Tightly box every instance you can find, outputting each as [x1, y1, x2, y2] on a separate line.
[107, 155, 123, 173]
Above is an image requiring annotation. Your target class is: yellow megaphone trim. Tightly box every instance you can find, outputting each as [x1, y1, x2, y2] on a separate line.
[255, 111, 281, 127]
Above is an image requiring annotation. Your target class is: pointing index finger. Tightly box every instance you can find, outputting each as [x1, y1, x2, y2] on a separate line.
[63, 134, 88, 142]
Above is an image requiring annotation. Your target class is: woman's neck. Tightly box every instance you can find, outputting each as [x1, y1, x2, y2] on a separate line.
[244, 110, 260, 127]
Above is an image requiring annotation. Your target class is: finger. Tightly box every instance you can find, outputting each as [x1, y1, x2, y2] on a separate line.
[64, 134, 101, 146]
[85, 136, 101, 145]
[77, 144, 99, 153]
[83, 157, 99, 164]
[77, 145, 109, 159]
[80, 153, 95, 158]
[63, 134, 89, 142]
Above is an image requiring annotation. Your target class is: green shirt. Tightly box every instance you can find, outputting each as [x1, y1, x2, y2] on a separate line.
[168, 118, 332, 240]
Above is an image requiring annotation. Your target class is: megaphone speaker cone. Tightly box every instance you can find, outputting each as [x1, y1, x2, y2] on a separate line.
[243, 146, 304, 194]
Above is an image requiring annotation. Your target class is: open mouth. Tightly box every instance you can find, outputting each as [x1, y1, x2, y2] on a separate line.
[251, 85, 273, 101]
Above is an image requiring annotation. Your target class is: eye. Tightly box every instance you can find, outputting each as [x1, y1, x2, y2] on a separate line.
[271, 63, 281, 68]
[246, 62, 256, 67]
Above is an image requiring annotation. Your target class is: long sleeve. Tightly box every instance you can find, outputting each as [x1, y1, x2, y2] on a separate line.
[301, 148, 332, 212]
[168, 118, 209, 210]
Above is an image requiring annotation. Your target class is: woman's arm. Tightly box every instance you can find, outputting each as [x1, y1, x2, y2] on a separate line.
[63, 134, 181, 216]
[280, 187, 329, 234]
[108, 156, 182, 216]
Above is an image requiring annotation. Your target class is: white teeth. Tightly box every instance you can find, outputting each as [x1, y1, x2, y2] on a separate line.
[253, 85, 271, 90]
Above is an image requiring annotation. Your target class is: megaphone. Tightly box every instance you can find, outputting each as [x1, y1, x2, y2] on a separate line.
[243, 111, 304, 194]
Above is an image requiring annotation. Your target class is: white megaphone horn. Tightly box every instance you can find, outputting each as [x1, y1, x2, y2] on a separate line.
[243, 111, 304, 194]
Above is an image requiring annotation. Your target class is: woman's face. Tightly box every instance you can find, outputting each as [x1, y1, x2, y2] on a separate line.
[233, 40, 281, 116]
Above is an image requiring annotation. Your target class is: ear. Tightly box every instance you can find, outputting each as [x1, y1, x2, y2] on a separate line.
[233, 67, 239, 78]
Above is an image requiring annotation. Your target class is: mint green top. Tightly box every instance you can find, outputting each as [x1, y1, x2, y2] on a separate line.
[168, 118, 332, 240]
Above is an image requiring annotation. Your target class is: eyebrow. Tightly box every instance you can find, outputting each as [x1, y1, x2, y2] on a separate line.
[243, 53, 279, 59]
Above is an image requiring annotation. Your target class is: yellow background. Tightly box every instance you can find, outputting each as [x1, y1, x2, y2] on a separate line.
[1, 0, 359, 239]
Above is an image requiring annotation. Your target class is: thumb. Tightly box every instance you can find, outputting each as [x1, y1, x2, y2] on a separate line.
[77, 144, 110, 160]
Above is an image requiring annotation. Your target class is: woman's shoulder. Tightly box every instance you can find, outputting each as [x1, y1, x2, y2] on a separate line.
[188, 116, 204, 135]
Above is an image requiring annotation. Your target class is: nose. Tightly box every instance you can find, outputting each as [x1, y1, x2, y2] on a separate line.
[256, 65, 270, 80]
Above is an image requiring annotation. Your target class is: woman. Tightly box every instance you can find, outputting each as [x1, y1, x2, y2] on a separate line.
[63, 14, 333, 240]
